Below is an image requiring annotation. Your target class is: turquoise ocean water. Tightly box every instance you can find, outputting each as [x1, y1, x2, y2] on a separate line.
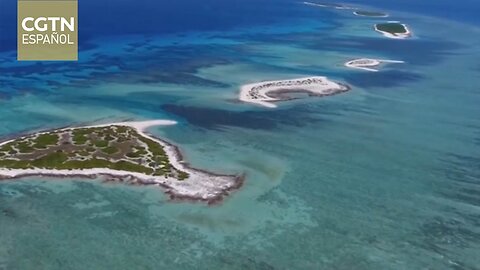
[1, 1, 480, 269]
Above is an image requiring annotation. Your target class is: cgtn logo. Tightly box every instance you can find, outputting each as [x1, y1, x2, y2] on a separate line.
[21, 17, 75, 45]
[18, 0, 78, 61]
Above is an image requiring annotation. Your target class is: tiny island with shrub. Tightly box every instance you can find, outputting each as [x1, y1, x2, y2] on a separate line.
[374, 22, 412, 39]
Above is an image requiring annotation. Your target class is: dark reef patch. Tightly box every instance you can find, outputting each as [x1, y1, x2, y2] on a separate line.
[341, 70, 424, 88]
[237, 33, 462, 66]
[161, 104, 344, 130]
[1, 208, 16, 218]
[420, 217, 480, 249]
[409, 148, 480, 269]
[53, 92, 181, 116]
[0, 45, 232, 95]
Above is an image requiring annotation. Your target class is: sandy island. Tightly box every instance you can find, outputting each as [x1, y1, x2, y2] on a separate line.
[303, 1, 356, 10]
[374, 22, 412, 39]
[0, 120, 244, 204]
[345, 58, 404, 72]
[239, 76, 350, 108]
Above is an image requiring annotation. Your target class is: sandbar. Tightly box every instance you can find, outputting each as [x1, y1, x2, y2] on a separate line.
[345, 58, 404, 72]
[239, 76, 350, 108]
[303, 1, 356, 10]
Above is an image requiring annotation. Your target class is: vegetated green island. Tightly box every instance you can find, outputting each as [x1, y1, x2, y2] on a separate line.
[353, 10, 388, 17]
[0, 121, 243, 203]
[0, 125, 188, 179]
[376, 23, 407, 34]
[374, 22, 411, 39]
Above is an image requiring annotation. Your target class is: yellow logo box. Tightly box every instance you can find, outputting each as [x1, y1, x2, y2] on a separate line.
[18, 0, 78, 61]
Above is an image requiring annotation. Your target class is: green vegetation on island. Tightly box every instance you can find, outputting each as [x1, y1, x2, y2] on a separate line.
[354, 10, 387, 17]
[375, 23, 408, 34]
[0, 125, 189, 180]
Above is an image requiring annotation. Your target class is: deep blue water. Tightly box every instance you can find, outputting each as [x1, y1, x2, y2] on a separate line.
[1, 0, 479, 52]
[347, 0, 480, 25]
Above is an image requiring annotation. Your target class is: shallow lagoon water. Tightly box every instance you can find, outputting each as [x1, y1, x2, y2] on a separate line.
[1, 1, 480, 269]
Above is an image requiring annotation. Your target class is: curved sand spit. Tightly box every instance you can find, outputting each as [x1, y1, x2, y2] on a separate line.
[345, 58, 404, 72]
